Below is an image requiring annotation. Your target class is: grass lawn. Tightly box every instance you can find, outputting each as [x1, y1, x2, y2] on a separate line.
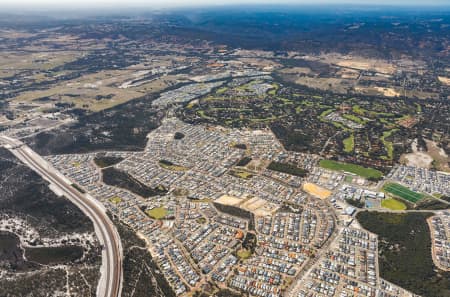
[197, 110, 213, 120]
[319, 160, 383, 180]
[383, 183, 424, 203]
[381, 198, 407, 210]
[186, 101, 197, 109]
[343, 114, 366, 125]
[343, 134, 355, 153]
[319, 109, 333, 118]
[216, 87, 228, 94]
[146, 207, 167, 219]
[158, 160, 188, 171]
[268, 83, 279, 95]
[108, 196, 122, 204]
[352, 104, 367, 116]
[380, 129, 398, 160]
[237, 248, 252, 259]
[344, 175, 353, 183]
[229, 169, 253, 179]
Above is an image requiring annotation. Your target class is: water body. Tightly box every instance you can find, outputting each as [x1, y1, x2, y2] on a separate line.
[0, 231, 84, 268]
[0, 231, 22, 262]
[0, 231, 37, 271]
[25, 245, 84, 265]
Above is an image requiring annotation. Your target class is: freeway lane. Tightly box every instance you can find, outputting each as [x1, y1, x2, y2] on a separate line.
[0, 136, 122, 297]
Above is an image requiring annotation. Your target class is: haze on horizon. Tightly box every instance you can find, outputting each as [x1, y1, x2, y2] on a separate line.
[2, 0, 450, 11]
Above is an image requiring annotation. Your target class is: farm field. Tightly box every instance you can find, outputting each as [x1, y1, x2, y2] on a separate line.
[383, 183, 425, 203]
[381, 198, 407, 210]
[319, 160, 383, 179]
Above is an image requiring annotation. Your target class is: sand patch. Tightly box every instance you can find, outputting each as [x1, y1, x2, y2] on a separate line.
[303, 182, 332, 199]
[215, 195, 243, 206]
[241, 197, 278, 216]
[403, 152, 433, 168]
[426, 139, 450, 172]
[438, 76, 450, 86]
[279, 67, 312, 75]
[374, 87, 401, 97]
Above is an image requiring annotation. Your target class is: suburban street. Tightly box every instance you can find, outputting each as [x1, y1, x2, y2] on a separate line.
[0, 135, 123, 297]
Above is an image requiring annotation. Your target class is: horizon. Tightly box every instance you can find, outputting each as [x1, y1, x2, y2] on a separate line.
[2, 0, 450, 14]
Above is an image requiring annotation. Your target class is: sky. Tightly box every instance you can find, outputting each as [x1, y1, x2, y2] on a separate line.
[2, 0, 449, 10]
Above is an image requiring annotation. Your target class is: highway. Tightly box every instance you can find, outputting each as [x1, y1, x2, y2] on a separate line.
[0, 135, 123, 297]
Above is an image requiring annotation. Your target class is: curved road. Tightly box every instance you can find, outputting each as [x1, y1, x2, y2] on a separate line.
[0, 136, 122, 297]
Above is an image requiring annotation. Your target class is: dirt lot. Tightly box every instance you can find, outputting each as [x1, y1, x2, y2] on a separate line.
[303, 182, 332, 199]
[426, 140, 450, 172]
[438, 76, 450, 86]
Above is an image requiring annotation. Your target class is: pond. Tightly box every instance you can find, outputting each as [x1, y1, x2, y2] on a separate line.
[25, 245, 84, 265]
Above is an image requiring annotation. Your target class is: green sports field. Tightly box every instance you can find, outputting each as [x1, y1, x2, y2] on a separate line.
[319, 160, 383, 179]
[381, 198, 407, 210]
[146, 207, 168, 219]
[383, 183, 424, 203]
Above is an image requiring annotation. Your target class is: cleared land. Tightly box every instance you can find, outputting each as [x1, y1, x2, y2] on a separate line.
[383, 183, 424, 203]
[215, 195, 243, 206]
[303, 182, 331, 199]
[215, 195, 276, 217]
[319, 160, 383, 179]
[381, 198, 407, 210]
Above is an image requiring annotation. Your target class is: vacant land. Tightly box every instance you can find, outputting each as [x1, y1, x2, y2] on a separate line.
[94, 156, 124, 168]
[303, 182, 331, 199]
[319, 160, 383, 180]
[236, 157, 252, 167]
[357, 211, 450, 297]
[383, 183, 424, 203]
[25, 93, 163, 155]
[158, 160, 188, 171]
[381, 198, 407, 210]
[229, 169, 254, 179]
[267, 161, 308, 177]
[102, 167, 166, 198]
[215, 195, 243, 206]
[213, 203, 255, 231]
